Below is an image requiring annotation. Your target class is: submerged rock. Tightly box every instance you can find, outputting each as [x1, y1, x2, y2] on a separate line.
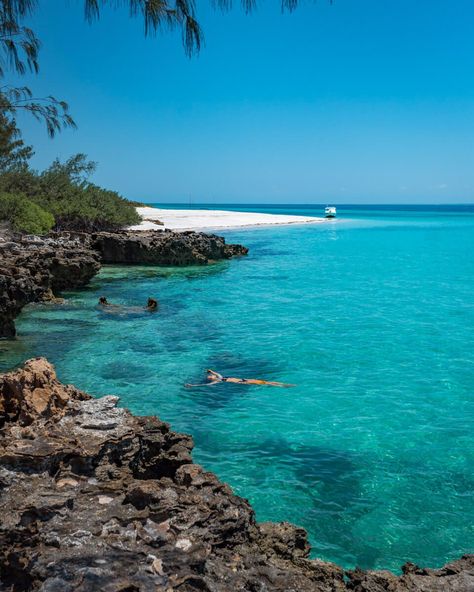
[0, 358, 472, 591]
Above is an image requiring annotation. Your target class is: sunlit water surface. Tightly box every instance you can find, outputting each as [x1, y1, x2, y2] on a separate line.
[1, 205, 473, 571]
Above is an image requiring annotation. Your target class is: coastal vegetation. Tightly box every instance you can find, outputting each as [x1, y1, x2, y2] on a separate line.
[0, 2, 178, 234]
[0, 1, 143, 235]
[0, 152, 141, 233]
[0, 0, 306, 235]
[0, 102, 139, 234]
[0, 112, 140, 233]
[0, 192, 54, 234]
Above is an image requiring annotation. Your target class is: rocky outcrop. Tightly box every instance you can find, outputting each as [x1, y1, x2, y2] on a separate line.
[91, 229, 249, 265]
[0, 359, 473, 592]
[0, 230, 248, 338]
[0, 358, 89, 427]
[0, 235, 100, 338]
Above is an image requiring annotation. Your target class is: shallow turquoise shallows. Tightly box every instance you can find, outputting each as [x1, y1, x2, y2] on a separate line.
[1, 205, 473, 572]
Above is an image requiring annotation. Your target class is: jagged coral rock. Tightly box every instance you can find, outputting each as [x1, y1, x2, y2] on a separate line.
[91, 229, 248, 265]
[0, 358, 88, 427]
[0, 359, 343, 591]
[0, 359, 472, 592]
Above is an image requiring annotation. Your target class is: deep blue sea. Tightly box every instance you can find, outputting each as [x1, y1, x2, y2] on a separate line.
[1, 204, 473, 572]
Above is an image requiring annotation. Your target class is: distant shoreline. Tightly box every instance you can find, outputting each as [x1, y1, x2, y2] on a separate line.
[129, 206, 327, 231]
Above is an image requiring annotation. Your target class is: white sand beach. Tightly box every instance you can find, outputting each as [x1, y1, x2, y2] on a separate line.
[129, 206, 325, 231]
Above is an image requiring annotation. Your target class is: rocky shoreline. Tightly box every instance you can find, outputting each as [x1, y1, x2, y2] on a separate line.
[90, 230, 248, 265]
[1, 230, 473, 591]
[0, 358, 472, 591]
[0, 230, 248, 338]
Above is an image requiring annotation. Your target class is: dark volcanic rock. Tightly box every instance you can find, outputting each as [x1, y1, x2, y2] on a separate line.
[0, 359, 473, 592]
[91, 229, 249, 265]
[0, 236, 100, 338]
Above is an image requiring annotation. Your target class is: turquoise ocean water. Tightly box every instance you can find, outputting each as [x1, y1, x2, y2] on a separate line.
[1, 204, 473, 571]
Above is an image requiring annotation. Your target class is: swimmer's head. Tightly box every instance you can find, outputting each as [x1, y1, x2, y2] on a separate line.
[147, 298, 158, 310]
[99, 296, 108, 305]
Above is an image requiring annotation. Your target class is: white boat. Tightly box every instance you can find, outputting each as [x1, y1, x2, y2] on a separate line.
[325, 206, 336, 218]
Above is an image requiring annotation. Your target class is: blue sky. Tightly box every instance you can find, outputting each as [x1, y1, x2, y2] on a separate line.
[14, 0, 474, 203]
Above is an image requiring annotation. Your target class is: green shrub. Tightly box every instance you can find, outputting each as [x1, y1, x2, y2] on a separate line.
[46, 184, 141, 231]
[0, 192, 55, 235]
[0, 154, 141, 232]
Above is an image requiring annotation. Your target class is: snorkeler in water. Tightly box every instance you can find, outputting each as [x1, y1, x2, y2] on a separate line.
[146, 298, 158, 311]
[98, 296, 159, 313]
[185, 369, 294, 388]
[97, 297, 123, 313]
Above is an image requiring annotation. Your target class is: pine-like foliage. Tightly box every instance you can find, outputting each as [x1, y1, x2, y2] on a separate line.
[0, 0, 76, 136]
[85, 0, 202, 56]
[0, 110, 33, 171]
[0, 153, 141, 232]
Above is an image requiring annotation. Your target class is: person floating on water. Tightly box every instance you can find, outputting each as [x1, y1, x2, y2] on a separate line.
[97, 296, 122, 312]
[185, 369, 294, 388]
[146, 298, 158, 311]
[97, 296, 159, 313]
